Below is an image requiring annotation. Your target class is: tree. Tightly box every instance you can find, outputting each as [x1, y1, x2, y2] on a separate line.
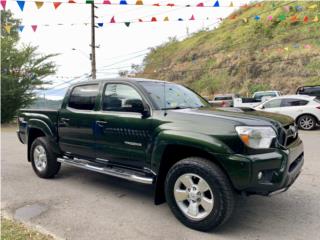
[1, 10, 57, 123]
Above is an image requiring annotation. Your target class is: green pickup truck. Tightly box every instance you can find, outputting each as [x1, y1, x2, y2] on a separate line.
[17, 78, 304, 231]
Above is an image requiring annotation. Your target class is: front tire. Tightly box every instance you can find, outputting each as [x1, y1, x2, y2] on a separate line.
[297, 115, 317, 130]
[165, 157, 235, 232]
[30, 137, 61, 178]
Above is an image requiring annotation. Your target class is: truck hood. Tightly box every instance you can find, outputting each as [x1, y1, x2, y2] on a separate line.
[171, 107, 293, 128]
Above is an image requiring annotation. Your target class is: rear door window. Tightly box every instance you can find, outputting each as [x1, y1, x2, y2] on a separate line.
[281, 98, 309, 107]
[68, 84, 99, 110]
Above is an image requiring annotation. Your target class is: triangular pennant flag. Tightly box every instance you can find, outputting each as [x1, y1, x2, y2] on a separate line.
[196, 3, 204, 7]
[242, 18, 248, 23]
[97, 23, 104, 27]
[53, 2, 62, 9]
[110, 16, 116, 23]
[189, 14, 195, 20]
[31, 25, 38, 32]
[138, 19, 143, 22]
[120, 0, 127, 5]
[18, 25, 24, 32]
[279, 14, 286, 21]
[1, 0, 6, 10]
[124, 22, 130, 27]
[136, 0, 143, 5]
[185, 4, 190, 7]
[16, 1, 25, 11]
[308, 4, 317, 10]
[283, 5, 290, 12]
[4, 25, 11, 34]
[267, 15, 273, 21]
[103, 0, 111, 4]
[167, 3, 174, 7]
[254, 15, 260, 20]
[151, 17, 157, 22]
[153, 3, 160, 6]
[163, 16, 169, 21]
[213, 0, 219, 7]
[178, 18, 183, 21]
[229, 2, 233, 7]
[313, 16, 319, 22]
[303, 16, 309, 23]
[295, 6, 303, 12]
[290, 16, 298, 22]
[284, 47, 289, 51]
[68, 0, 76, 3]
[35, 1, 44, 9]
[86, 0, 93, 3]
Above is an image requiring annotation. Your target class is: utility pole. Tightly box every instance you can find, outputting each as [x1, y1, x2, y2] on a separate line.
[90, 2, 97, 80]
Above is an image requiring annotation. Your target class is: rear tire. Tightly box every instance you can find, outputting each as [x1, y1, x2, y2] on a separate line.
[165, 157, 235, 232]
[297, 115, 317, 130]
[30, 137, 61, 178]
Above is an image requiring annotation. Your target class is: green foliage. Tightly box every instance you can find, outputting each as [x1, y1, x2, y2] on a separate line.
[1, 10, 57, 123]
[138, 1, 320, 98]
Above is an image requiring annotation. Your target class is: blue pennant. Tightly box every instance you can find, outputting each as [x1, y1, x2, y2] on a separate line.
[213, 0, 220, 7]
[18, 25, 25, 32]
[120, 0, 127, 4]
[17, 1, 25, 11]
[97, 23, 104, 27]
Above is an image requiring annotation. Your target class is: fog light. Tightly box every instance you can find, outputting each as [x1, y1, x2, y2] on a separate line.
[258, 172, 263, 180]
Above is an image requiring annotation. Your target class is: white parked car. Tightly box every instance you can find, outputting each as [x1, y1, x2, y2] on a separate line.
[255, 95, 320, 130]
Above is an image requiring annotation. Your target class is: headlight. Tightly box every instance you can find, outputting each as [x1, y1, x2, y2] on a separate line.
[235, 126, 276, 149]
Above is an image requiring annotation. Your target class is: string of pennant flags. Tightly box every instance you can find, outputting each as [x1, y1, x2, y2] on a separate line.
[1, 0, 319, 11]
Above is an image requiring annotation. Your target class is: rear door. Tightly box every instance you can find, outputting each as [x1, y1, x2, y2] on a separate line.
[58, 83, 99, 159]
[95, 82, 153, 168]
[279, 98, 309, 119]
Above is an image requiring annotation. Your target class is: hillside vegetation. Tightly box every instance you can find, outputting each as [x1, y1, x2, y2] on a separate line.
[137, 1, 320, 97]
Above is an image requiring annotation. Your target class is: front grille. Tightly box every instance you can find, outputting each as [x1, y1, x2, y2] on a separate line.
[278, 124, 298, 147]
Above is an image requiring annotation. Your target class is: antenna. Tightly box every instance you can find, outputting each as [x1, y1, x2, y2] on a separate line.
[163, 80, 167, 116]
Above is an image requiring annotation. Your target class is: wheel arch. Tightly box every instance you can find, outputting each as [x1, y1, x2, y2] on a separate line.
[153, 143, 234, 205]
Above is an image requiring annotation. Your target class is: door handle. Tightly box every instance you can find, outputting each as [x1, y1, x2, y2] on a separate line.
[60, 118, 70, 122]
[96, 120, 108, 127]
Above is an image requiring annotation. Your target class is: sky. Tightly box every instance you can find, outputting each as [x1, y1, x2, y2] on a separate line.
[4, 0, 252, 99]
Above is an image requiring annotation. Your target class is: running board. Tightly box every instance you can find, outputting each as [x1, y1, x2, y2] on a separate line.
[57, 157, 154, 185]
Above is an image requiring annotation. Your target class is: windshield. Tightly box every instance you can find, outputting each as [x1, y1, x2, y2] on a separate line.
[139, 81, 209, 109]
[254, 92, 277, 100]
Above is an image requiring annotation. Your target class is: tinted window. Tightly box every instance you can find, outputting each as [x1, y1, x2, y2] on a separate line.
[68, 84, 99, 110]
[263, 99, 281, 108]
[103, 84, 143, 112]
[281, 98, 308, 107]
[214, 96, 233, 101]
[254, 92, 277, 100]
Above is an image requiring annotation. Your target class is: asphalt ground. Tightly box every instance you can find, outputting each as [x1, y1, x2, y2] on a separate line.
[1, 127, 320, 240]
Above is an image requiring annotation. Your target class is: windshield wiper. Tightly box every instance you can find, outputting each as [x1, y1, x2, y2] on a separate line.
[162, 106, 189, 110]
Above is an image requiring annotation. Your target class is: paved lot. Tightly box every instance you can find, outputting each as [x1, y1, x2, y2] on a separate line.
[1, 127, 320, 240]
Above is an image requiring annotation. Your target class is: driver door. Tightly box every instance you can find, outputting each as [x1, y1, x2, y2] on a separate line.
[95, 82, 153, 169]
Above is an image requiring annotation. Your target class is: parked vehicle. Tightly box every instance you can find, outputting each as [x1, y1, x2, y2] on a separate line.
[209, 94, 238, 107]
[255, 95, 320, 130]
[17, 78, 304, 231]
[296, 85, 320, 98]
[234, 90, 281, 108]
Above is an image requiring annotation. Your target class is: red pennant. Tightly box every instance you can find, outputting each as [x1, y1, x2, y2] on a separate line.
[151, 17, 157, 22]
[1, 0, 6, 9]
[167, 3, 175, 7]
[31, 25, 38, 32]
[153, 3, 160, 6]
[53, 2, 62, 9]
[196, 3, 204, 7]
[68, 0, 76, 3]
[110, 16, 116, 23]
[303, 16, 308, 23]
[189, 14, 195, 20]
[138, 19, 143, 22]
[103, 0, 111, 4]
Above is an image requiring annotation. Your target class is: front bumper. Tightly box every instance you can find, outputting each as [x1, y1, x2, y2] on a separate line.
[219, 137, 304, 195]
[245, 138, 304, 195]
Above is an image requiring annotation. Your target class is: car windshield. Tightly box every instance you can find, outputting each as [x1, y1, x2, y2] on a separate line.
[214, 96, 232, 101]
[254, 92, 277, 100]
[139, 81, 209, 110]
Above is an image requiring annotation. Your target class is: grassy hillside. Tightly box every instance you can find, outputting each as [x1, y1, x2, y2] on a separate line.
[137, 1, 320, 97]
